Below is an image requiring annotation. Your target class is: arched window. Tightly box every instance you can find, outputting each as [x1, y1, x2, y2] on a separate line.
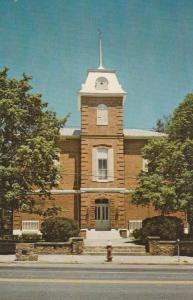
[97, 104, 108, 125]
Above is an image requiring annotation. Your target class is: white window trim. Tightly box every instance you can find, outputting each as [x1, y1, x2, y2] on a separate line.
[129, 220, 142, 232]
[22, 220, 40, 233]
[97, 104, 108, 126]
[92, 147, 114, 182]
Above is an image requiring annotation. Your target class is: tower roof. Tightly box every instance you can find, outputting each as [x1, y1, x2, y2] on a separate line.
[78, 32, 127, 109]
[79, 68, 126, 96]
[78, 68, 126, 110]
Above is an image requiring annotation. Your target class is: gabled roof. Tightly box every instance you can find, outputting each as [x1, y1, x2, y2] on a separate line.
[60, 128, 166, 139]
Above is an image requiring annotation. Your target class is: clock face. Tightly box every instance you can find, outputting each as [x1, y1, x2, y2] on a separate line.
[95, 77, 108, 90]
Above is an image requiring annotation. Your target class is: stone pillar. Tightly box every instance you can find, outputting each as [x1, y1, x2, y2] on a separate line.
[15, 243, 38, 261]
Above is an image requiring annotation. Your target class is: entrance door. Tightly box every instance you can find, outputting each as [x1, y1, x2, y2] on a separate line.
[95, 199, 110, 230]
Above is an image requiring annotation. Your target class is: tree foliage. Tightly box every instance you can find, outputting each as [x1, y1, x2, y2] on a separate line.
[168, 93, 193, 141]
[153, 115, 171, 133]
[0, 68, 67, 216]
[132, 94, 193, 225]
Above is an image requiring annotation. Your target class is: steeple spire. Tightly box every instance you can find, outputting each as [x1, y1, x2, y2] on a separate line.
[98, 29, 104, 70]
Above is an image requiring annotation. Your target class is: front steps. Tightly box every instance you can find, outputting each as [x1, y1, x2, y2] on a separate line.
[86, 229, 121, 240]
[83, 244, 147, 256]
[82, 230, 147, 256]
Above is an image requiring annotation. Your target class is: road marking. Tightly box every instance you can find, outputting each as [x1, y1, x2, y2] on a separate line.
[0, 278, 193, 285]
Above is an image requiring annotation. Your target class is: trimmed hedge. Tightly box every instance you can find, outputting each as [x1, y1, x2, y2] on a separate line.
[41, 217, 79, 242]
[133, 216, 184, 243]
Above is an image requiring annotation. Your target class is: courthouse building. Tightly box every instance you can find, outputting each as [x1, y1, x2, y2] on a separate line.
[13, 50, 165, 238]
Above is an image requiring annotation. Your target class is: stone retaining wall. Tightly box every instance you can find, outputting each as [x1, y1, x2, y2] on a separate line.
[0, 241, 16, 254]
[0, 237, 84, 256]
[147, 237, 193, 256]
[35, 237, 84, 255]
[15, 243, 38, 261]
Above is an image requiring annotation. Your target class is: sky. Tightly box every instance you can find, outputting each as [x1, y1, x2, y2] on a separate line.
[0, 0, 193, 129]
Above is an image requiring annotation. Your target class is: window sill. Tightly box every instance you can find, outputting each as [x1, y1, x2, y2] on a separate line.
[96, 124, 108, 126]
[95, 179, 113, 183]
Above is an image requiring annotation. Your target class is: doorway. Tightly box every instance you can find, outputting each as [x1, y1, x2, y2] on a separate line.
[95, 199, 110, 230]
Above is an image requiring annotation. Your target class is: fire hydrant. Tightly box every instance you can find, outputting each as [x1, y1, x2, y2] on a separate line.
[106, 240, 113, 262]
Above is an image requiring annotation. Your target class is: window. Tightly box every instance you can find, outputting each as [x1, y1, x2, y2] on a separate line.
[98, 149, 108, 180]
[129, 220, 142, 232]
[97, 104, 108, 125]
[22, 220, 39, 232]
[92, 147, 114, 182]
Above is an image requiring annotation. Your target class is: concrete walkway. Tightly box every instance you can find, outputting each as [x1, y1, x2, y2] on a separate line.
[1, 254, 193, 265]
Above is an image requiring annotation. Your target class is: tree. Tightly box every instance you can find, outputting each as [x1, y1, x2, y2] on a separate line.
[168, 93, 193, 141]
[132, 93, 193, 232]
[0, 68, 67, 235]
[153, 115, 171, 133]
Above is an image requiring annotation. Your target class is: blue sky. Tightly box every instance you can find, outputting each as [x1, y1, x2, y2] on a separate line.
[0, 0, 193, 129]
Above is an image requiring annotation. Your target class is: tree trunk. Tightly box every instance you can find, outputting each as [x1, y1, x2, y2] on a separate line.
[0, 209, 13, 239]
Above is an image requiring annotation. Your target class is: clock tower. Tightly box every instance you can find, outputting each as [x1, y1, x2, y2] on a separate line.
[78, 37, 127, 235]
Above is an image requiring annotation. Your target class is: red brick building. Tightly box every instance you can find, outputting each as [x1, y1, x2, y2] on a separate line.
[13, 61, 165, 238]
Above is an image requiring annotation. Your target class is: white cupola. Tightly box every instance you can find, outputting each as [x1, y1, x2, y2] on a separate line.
[78, 33, 127, 109]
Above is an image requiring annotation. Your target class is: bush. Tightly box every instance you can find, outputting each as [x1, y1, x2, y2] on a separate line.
[133, 216, 184, 243]
[19, 234, 42, 243]
[41, 217, 79, 242]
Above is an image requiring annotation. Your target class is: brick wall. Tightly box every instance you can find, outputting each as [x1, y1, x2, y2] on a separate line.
[58, 138, 80, 190]
[13, 194, 79, 232]
[81, 97, 123, 136]
[80, 192, 127, 229]
[124, 139, 147, 189]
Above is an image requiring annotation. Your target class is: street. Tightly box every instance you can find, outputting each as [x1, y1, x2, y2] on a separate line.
[0, 264, 193, 299]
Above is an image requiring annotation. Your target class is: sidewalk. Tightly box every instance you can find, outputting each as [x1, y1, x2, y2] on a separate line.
[1, 254, 193, 265]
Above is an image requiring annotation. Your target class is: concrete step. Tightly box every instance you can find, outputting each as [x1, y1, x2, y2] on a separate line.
[84, 251, 146, 254]
[84, 248, 145, 252]
[83, 245, 147, 256]
[86, 230, 121, 240]
[83, 252, 147, 256]
[84, 245, 145, 250]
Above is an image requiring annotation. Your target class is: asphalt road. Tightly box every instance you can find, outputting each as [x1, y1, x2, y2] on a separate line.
[1, 264, 193, 300]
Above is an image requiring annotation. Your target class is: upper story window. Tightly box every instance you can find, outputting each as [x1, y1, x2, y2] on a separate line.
[97, 104, 108, 125]
[97, 148, 108, 180]
[92, 147, 114, 182]
[95, 77, 108, 90]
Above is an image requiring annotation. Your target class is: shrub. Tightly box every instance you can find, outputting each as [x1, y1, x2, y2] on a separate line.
[41, 217, 79, 242]
[20, 234, 42, 243]
[133, 216, 184, 243]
